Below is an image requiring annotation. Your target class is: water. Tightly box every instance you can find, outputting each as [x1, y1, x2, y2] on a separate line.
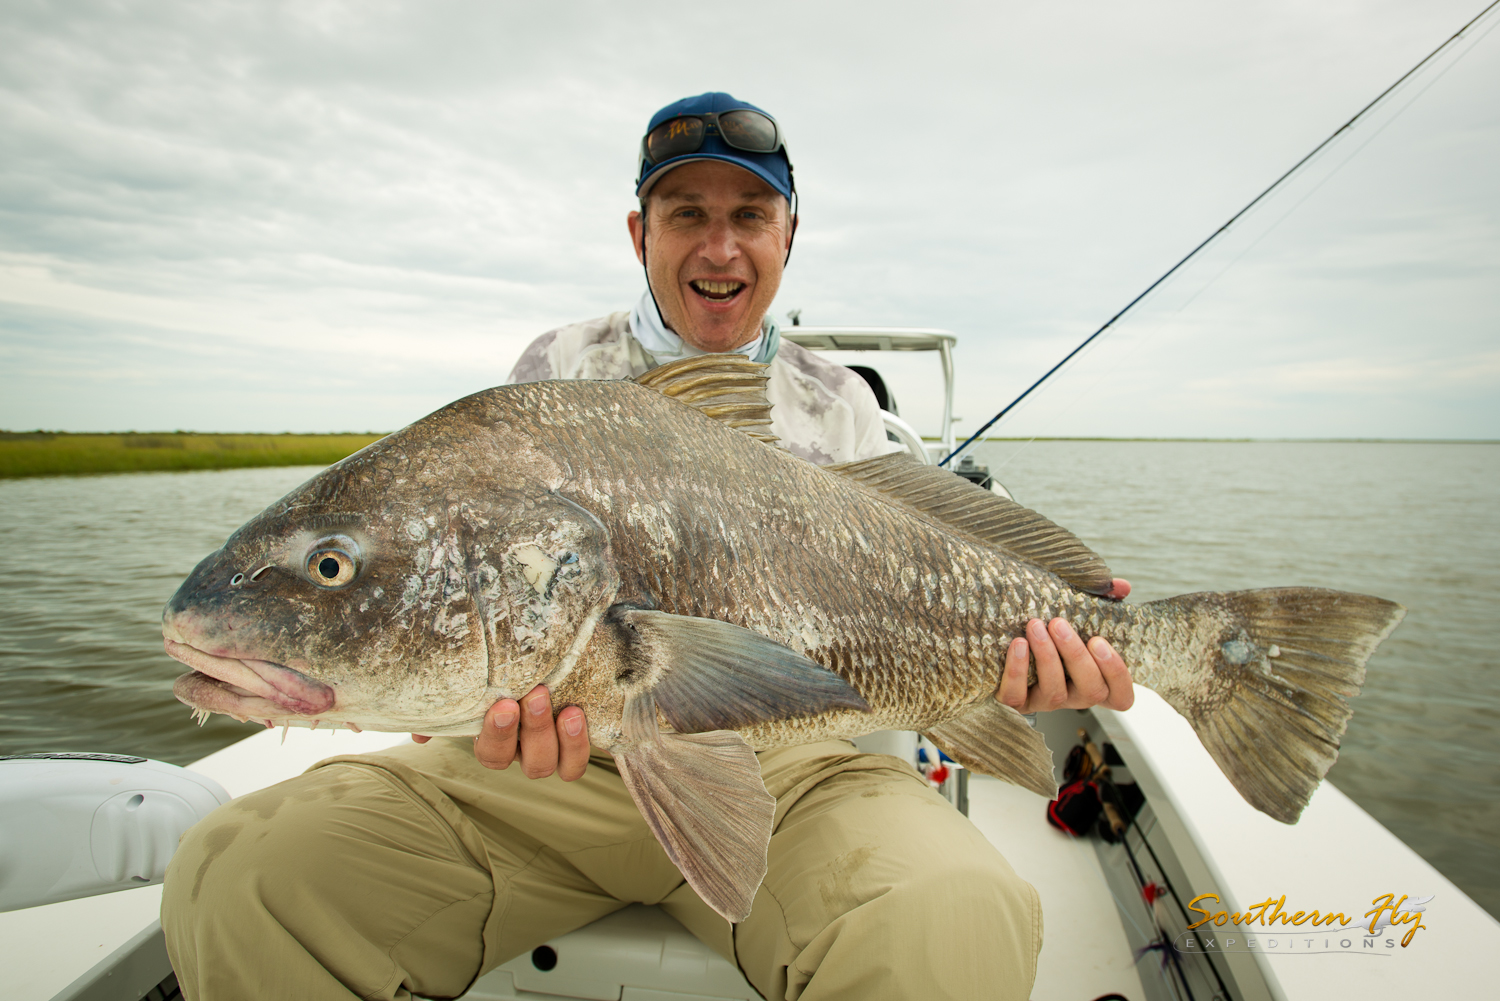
[1, 444, 1496, 917]
[0, 467, 323, 765]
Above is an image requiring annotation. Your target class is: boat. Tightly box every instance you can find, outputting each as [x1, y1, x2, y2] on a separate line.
[5, 327, 1497, 1000]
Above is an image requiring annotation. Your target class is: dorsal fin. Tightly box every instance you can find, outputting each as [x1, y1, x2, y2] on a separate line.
[827, 451, 1116, 595]
[635, 354, 778, 444]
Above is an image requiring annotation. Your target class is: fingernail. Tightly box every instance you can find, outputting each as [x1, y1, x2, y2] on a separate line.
[1092, 637, 1113, 656]
[563, 715, 583, 737]
[527, 693, 548, 715]
[1053, 619, 1074, 639]
[495, 710, 517, 727]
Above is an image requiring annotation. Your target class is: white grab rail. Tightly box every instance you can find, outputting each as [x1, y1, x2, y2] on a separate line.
[880, 411, 932, 464]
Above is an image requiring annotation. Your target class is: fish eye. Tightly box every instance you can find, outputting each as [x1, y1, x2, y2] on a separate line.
[306, 547, 358, 588]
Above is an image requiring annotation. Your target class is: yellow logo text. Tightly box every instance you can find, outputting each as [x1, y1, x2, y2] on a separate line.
[1186, 892, 1428, 948]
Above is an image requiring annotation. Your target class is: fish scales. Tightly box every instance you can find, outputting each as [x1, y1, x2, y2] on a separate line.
[163, 358, 1403, 922]
[505, 381, 1158, 740]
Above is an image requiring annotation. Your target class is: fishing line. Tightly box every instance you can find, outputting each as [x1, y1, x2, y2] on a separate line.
[1171, 10, 1500, 319]
[975, 334, 1121, 484]
[940, 0, 1500, 468]
[980, 14, 1500, 482]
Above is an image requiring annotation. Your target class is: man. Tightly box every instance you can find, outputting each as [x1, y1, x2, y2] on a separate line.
[163, 92, 1133, 1001]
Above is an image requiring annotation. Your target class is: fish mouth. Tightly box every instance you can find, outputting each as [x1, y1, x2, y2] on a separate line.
[689, 279, 746, 302]
[164, 638, 336, 717]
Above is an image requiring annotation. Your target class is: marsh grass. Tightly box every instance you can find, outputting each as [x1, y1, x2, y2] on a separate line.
[0, 431, 385, 478]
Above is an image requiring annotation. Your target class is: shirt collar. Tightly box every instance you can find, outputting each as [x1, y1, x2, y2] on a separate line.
[629, 290, 780, 366]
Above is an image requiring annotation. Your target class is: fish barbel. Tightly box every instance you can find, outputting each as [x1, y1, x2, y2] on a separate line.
[162, 356, 1403, 921]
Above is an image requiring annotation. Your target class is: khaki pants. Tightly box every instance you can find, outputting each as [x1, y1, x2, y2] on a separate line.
[162, 738, 1041, 1000]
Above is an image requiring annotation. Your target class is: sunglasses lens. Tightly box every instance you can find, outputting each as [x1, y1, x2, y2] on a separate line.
[718, 110, 779, 152]
[646, 117, 704, 164]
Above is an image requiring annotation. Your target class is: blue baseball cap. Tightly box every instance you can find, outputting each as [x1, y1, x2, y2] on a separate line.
[635, 92, 794, 201]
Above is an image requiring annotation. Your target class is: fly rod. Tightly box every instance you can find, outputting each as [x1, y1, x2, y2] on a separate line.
[940, 0, 1500, 468]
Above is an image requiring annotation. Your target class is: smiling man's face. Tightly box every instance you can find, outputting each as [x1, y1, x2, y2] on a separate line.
[628, 160, 794, 353]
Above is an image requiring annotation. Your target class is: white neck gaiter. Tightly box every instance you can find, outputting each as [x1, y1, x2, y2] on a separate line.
[629, 290, 781, 367]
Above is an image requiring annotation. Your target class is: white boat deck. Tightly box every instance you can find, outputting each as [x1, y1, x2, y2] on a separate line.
[9, 881, 166, 1001]
[969, 775, 1149, 1000]
[1094, 688, 1500, 999]
[9, 703, 1500, 999]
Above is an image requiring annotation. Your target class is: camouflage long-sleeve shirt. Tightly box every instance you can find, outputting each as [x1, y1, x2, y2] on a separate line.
[505, 311, 898, 465]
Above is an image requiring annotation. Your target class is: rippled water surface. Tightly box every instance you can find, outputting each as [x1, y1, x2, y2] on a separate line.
[1, 443, 1496, 917]
[0, 468, 322, 765]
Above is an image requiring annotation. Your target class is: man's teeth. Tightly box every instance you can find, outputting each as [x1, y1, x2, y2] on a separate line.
[692, 280, 744, 297]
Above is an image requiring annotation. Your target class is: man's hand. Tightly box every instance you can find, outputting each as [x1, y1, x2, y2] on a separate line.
[995, 578, 1135, 713]
[412, 685, 591, 781]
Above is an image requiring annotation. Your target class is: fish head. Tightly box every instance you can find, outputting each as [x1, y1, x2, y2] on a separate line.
[162, 396, 621, 735]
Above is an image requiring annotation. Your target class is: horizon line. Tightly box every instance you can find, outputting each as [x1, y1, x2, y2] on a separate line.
[928, 436, 1500, 445]
[4, 430, 1498, 445]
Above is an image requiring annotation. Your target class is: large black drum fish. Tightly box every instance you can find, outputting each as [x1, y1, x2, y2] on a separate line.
[162, 355, 1403, 920]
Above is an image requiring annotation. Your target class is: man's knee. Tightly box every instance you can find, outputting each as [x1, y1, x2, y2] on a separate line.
[161, 776, 347, 990]
[167, 764, 386, 916]
[164, 762, 492, 943]
[772, 847, 1040, 1000]
[164, 762, 498, 998]
[165, 787, 295, 922]
[883, 845, 1039, 939]
[750, 768, 1042, 997]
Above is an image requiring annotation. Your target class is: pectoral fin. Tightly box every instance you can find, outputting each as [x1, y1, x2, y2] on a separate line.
[611, 693, 774, 923]
[606, 606, 871, 733]
[926, 699, 1059, 798]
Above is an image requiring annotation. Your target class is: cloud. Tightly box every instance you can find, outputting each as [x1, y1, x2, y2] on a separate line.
[1, 0, 1496, 435]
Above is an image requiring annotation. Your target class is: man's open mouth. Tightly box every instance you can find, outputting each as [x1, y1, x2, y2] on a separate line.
[689, 279, 745, 302]
[164, 638, 335, 718]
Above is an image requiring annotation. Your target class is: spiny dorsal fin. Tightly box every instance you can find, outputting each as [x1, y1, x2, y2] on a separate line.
[635, 354, 777, 444]
[827, 451, 1116, 595]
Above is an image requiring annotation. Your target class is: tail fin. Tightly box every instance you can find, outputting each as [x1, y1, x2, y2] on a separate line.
[1148, 587, 1403, 824]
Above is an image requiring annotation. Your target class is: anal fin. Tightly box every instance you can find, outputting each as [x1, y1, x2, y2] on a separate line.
[610, 693, 775, 923]
[926, 699, 1058, 798]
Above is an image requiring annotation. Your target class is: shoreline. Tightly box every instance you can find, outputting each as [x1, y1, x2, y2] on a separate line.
[0, 432, 385, 479]
[4, 431, 1496, 479]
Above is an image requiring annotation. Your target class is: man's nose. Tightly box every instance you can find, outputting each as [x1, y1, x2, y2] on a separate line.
[697, 217, 740, 266]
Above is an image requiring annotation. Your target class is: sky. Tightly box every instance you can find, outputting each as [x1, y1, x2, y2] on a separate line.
[1, 0, 1496, 441]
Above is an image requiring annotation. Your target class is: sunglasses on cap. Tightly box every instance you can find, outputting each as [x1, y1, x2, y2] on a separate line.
[639, 109, 784, 171]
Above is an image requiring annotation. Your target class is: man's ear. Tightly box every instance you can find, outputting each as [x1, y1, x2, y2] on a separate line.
[628, 209, 646, 265]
